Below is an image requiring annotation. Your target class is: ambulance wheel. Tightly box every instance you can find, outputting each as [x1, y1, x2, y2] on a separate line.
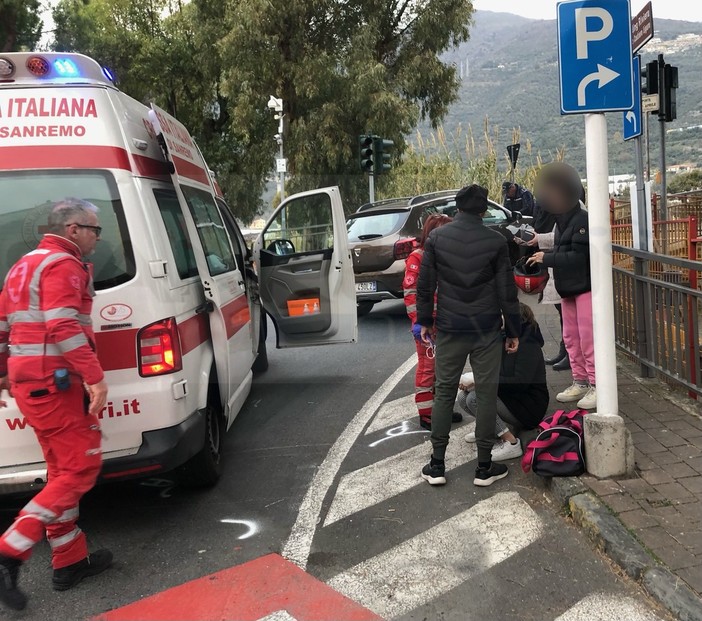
[180, 405, 223, 488]
[357, 301, 375, 317]
[252, 318, 269, 374]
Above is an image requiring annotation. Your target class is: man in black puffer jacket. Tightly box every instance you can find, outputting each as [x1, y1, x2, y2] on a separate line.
[417, 184, 521, 488]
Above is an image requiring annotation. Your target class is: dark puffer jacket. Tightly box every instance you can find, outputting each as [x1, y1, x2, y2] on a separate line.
[498, 319, 549, 429]
[541, 205, 590, 298]
[416, 211, 520, 338]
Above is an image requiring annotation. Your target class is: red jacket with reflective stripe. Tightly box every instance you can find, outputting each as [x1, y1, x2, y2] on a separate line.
[403, 249, 423, 325]
[0, 235, 104, 385]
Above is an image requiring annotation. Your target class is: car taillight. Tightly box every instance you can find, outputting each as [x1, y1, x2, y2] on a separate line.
[137, 318, 183, 377]
[393, 238, 416, 261]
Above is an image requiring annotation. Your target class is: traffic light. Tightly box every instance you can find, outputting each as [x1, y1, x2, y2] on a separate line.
[359, 135, 374, 173]
[641, 60, 659, 95]
[373, 137, 394, 175]
[661, 63, 678, 123]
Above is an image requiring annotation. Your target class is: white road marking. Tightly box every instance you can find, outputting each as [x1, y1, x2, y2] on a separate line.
[282, 354, 418, 569]
[328, 491, 543, 620]
[364, 394, 416, 435]
[555, 593, 665, 621]
[257, 612, 298, 621]
[220, 518, 259, 540]
[324, 422, 477, 526]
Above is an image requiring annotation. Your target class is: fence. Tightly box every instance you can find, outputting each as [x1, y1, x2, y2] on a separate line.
[613, 246, 702, 396]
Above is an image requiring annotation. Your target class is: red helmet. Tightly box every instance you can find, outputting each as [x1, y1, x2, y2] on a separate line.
[514, 257, 549, 295]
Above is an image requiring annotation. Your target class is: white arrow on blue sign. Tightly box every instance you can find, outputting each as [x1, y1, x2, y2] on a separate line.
[623, 55, 642, 140]
[557, 0, 635, 114]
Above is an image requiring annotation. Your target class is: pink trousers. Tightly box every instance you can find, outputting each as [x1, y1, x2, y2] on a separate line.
[561, 291, 596, 385]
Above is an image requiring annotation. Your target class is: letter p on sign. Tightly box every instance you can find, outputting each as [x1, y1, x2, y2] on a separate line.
[575, 7, 614, 59]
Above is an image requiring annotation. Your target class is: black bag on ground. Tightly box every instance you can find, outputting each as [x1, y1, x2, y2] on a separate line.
[521, 409, 586, 477]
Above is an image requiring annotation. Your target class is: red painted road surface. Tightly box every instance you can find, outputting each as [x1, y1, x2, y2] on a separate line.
[93, 553, 382, 621]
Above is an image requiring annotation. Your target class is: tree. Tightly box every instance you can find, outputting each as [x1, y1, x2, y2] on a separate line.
[668, 169, 702, 194]
[52, 0, 268, 222]
[218, 0, 474, 210]
[1, 0, 42, 52]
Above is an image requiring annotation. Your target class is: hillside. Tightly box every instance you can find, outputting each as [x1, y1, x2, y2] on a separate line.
[433, 10, 702, 178]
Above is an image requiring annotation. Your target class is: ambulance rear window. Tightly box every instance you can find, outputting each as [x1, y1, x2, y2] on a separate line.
[0, 171, 135, 290]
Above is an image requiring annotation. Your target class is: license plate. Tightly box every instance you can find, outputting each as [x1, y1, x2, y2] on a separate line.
[356, 282, 377, 293]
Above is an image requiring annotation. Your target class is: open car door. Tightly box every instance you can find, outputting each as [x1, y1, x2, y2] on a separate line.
[254, 187, 357, 347]
[149, 104, 254, 420]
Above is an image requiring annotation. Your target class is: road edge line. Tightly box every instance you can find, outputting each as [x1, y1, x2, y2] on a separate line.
[282, 354, 417, 569]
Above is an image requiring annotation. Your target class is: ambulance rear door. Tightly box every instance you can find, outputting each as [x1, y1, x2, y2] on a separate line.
[148, 104, 253, 419]
[254, 187, 357, 347]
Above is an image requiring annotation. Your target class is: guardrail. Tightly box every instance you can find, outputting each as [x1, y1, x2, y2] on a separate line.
[612, 245, 702, 397]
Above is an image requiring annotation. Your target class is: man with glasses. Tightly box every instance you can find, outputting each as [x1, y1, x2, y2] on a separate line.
[0, 198, 111, 611]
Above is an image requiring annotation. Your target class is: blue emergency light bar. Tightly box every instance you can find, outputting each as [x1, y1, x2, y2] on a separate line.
[0, 52, 115, 86]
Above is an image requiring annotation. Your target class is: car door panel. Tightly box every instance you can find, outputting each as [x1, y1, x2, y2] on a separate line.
[255, 187, 357, 347]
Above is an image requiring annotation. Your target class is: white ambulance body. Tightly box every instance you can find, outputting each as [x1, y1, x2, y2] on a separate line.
[0, 52, 357, 493]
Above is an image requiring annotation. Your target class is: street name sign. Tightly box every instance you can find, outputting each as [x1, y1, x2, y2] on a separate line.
[558, 0, 635, 114]
[642, 94, 659, 113]
[623, 55, 642, 140]
[632, 1, 654, 53]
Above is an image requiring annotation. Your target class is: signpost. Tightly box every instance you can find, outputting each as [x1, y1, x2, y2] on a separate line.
[557, 0, 635, 478]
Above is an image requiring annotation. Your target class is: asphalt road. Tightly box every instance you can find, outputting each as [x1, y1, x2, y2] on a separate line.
[0, 301, 672, 621]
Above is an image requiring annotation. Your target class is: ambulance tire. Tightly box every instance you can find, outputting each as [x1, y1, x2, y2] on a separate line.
[252, 317, 269, 374]
[180, 403, 223, 488]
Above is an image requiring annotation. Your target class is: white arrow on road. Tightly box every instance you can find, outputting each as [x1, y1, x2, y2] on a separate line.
[577, 64, 620, 107]
[625, 110, 638, 133]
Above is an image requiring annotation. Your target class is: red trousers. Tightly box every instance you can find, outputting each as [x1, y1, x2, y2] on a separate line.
[414, 340, 436, 423]
[0, 380, 102, 569]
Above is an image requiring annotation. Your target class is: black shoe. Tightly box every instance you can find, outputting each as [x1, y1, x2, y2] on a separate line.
[452, 411, 464, 424]
[419, 418, 431, 430]
[545, 342, 567, 365]
[473, 462, 509, 487]
[421, 457, 446, 485]
[0, 555, 27, 611]
[553, 355, 571, 371]
[52, 549, 113, 592]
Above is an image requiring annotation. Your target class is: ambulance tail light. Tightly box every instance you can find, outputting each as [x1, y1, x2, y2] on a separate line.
[26, 56, 51, 77]
[137, 318, 183, 377]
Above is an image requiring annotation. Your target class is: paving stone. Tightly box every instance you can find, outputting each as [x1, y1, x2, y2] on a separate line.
[677, 564, 702, 596]
[681, 531, 702, 555]
[687, 457, 702, 474]
[671, 444, 702, 459]
[641, 469, 675, 485]
[637, 416, 664, 430]
[666, 419, 702, 438]
[632, 430, 654, 444]
[656, 481, 697, 501]
[653, 541, 701, 571]
[677, 502, 702, 525]
[680, 476, 702, 495]
[618, 477, 656, 496]
[602, 492, 642, 514]
[637, 440, 671, 455]
[618, 509, 659, 530]
[651, 451, 684, 466]
[665, 462, 700, 479]
[650, 430, 690, 448]
[584, 477, 621, 497]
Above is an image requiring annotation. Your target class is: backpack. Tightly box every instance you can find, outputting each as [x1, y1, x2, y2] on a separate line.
[521, 410, 587, 477]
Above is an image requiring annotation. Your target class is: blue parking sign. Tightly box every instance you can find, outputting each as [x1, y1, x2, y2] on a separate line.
[623, 55, 642, 140]
[558, 0, 635, 114]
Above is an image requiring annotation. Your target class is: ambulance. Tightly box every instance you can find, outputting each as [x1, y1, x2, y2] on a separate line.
[0, 52, 357, 493]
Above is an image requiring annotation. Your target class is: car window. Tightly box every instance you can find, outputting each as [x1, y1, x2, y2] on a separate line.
[263, 193, 334, 254]
[347, 212, 407, 241]
[153, 189, 199, 280]
[217, 199, 245, 272]
[0, 170, 135, 290]
[180, 185, 236, 276]
[483, 205, 508, 224]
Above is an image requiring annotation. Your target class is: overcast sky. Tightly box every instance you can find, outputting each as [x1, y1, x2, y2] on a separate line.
[473, 0, 702, 23]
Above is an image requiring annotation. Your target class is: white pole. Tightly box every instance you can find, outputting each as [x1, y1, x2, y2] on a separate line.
[584, 113, 618, 417]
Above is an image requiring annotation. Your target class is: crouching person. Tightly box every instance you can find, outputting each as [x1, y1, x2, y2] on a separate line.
[458, 303, 549, 461]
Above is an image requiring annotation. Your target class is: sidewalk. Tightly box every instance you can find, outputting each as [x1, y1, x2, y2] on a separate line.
[534, 298, 702, 607]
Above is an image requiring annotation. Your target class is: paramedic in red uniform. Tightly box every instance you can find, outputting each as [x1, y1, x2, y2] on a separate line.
[0, 198, 112, 611]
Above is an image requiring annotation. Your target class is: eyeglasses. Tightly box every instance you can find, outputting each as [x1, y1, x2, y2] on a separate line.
[66, 223, 102, 236]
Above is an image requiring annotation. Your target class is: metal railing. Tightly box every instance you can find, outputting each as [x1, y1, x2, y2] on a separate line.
[612, 245, 702, 396]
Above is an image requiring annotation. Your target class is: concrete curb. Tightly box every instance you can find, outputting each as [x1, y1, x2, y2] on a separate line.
[549, 477, 702, 621]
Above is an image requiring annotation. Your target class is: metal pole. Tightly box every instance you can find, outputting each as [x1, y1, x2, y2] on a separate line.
[659, 116, 667, 221]
[634, 136, 648, 251]
[368, 173, 375, 204]
[645, 112, 651, 182]
[585, 113, 619, 416]
[278, 114, 285, 202]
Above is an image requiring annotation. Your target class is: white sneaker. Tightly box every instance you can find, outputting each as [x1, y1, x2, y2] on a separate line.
[557, 382, 590, 403]
[491, 439, 523, 462]
[465, 431, 476, 443]
[577, 387, 597, 410]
